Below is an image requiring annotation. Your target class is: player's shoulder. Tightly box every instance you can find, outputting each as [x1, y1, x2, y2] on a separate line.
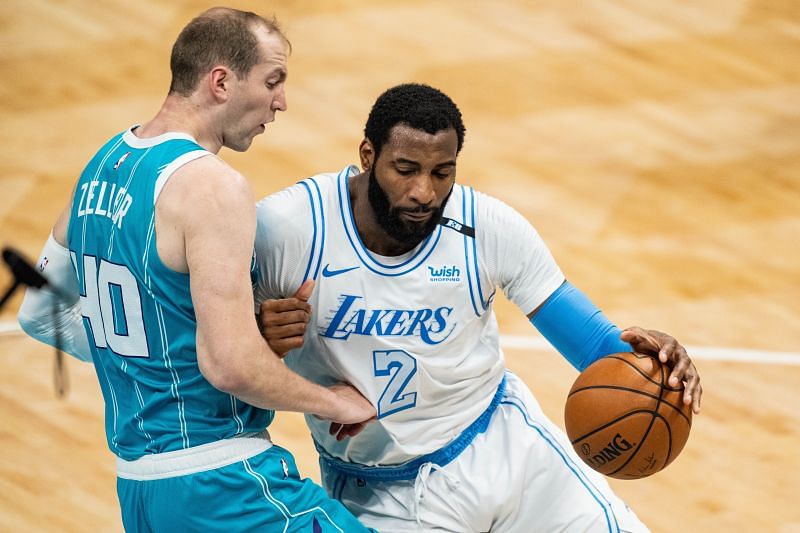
[182, 153, 246, 187]
[255, 167, 345, 245]
[256, 167, 345, 218]
[450, 184, 523, 224]
[181, 153, 243, 182]
[167, 154, 252, 209]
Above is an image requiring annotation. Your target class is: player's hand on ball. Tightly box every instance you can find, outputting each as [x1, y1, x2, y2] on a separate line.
[620, 327, 702, 414]
[258, 280, 314, 357]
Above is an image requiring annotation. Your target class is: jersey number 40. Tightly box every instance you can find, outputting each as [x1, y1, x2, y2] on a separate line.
[72, 253, 150, 358]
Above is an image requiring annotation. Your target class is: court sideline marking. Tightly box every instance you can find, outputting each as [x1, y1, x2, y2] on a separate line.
[2, 320, 799, 366]
[499, 334, 800, 366]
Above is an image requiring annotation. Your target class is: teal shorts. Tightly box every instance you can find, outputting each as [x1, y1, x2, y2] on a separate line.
[117, 444, 373, 532]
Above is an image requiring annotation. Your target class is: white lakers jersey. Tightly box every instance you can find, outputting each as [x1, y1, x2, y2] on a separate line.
[254, 166, 564, 465]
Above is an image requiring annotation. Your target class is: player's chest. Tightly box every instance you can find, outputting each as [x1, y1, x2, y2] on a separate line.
[312, 237, 479, 348]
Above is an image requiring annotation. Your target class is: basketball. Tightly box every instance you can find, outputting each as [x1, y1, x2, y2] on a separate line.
[564, 352, 692, 480]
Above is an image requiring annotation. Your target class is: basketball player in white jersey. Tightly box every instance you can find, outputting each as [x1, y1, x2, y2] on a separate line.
[17, 8, 374, 531]
[254, 83, 703, 532]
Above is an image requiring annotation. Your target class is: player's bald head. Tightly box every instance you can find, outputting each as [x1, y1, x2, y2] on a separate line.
[169, 7, 290, 96]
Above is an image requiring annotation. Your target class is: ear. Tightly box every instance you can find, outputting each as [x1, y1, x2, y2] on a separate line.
[208, 66, 233, 102]
[359, 138, 375, 172]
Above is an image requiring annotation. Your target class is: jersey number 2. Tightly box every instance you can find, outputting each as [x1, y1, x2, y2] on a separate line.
[373, 350, 417, 418]
[73, 253, 150, 358]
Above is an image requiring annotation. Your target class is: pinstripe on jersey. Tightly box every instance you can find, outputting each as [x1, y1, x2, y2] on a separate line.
[67, 127, 273, 460]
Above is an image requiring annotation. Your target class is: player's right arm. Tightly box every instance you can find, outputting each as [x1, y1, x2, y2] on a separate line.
[17, 194, 93, 362]
[252, 182, 319, 356]
[175, 157, 374, 424]
[258, 279, 313, 357]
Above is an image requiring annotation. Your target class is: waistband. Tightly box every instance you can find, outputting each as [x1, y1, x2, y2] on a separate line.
[317, 375, 507, 482]
[117, 431, 272, 481]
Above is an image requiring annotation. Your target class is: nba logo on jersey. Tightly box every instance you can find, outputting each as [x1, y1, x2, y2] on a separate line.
[113, 152, 131, 170]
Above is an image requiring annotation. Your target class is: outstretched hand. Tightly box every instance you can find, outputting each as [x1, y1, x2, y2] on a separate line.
[620, 327, 702, 414]
[259, 280, 314, 357]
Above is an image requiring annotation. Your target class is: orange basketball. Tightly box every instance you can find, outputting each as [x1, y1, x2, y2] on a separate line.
[564, 352, 692, 479]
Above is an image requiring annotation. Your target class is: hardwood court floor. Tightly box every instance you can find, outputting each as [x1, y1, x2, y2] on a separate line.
[1, 1, 799, 531]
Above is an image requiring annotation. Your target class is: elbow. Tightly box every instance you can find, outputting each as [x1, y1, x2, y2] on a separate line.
[17, 289, 50, 343]
[18, 309, 43, 342]
[198, 347, 251, 395]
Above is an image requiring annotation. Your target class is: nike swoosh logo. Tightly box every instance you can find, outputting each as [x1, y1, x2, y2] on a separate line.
[321, 264, 360, 277]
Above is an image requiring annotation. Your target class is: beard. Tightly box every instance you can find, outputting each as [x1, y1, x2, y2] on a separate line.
[367, 167, 452, 249]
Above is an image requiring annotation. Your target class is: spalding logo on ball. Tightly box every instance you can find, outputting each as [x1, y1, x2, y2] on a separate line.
[564, 352, 692, 479]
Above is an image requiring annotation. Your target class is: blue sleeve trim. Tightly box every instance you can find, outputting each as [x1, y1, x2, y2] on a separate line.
[307, 177, 326, 280]
[298, 179, 325, 281]
[461, 186, 481, 317]
[531, 282, 632, 371]
[468, 188, 487, 309]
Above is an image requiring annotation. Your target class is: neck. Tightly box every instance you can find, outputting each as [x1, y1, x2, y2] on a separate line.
[349, 172, 417, 256]
[136, 93, 224, 154]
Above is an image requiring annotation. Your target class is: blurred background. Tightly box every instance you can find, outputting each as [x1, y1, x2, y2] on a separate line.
[1, 1, 798, 531]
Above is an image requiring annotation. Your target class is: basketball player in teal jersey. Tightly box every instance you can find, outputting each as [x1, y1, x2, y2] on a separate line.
[17, 8, 374, 532]
[254, 84, 704, 532]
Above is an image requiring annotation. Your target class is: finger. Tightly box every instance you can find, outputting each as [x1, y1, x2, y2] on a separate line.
[692, 383, 703, 414]
[344, 422, 367, 439]
[681, 366, 700, 409]
[294, 279, 315, 302]
[668, 355, 690, 388]
[346, 422, 367, 439]
[665, 345, 689, 385]
[620, 327, 656, 351]
[276, 336, 305, 350]
[658, 337, 678, 366]
[261, 298, 312, 315]
[334, 424, 352, 441]
[262, 311, 311, 329]
[268, 337, 304, 357]
[622, 327, 674, 360]
[334, 424, 354, 441]
[619, 327, 644, 345]
[262, 323, 308, 340]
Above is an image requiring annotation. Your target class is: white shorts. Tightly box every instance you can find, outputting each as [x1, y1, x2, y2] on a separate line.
[320, 371, 648, 532]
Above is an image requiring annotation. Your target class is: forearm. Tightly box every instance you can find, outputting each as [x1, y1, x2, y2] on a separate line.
[530, 281, 632, 371]
[18, 297, 92, 362]
[197, 330, 343, 418]
[233, 349, 342, 418]
[185, 165, 349, 420]
[17, 234, 92, 362]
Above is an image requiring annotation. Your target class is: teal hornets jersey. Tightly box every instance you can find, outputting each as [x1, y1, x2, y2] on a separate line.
[67, 127, 273, 460]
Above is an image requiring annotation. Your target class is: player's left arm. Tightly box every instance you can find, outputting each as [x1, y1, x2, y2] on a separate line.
[478, 192, 701, 413]
[528, 283, 702, 413]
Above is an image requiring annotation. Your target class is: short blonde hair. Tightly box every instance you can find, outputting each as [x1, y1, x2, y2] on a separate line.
[169, 7, 289, 96]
